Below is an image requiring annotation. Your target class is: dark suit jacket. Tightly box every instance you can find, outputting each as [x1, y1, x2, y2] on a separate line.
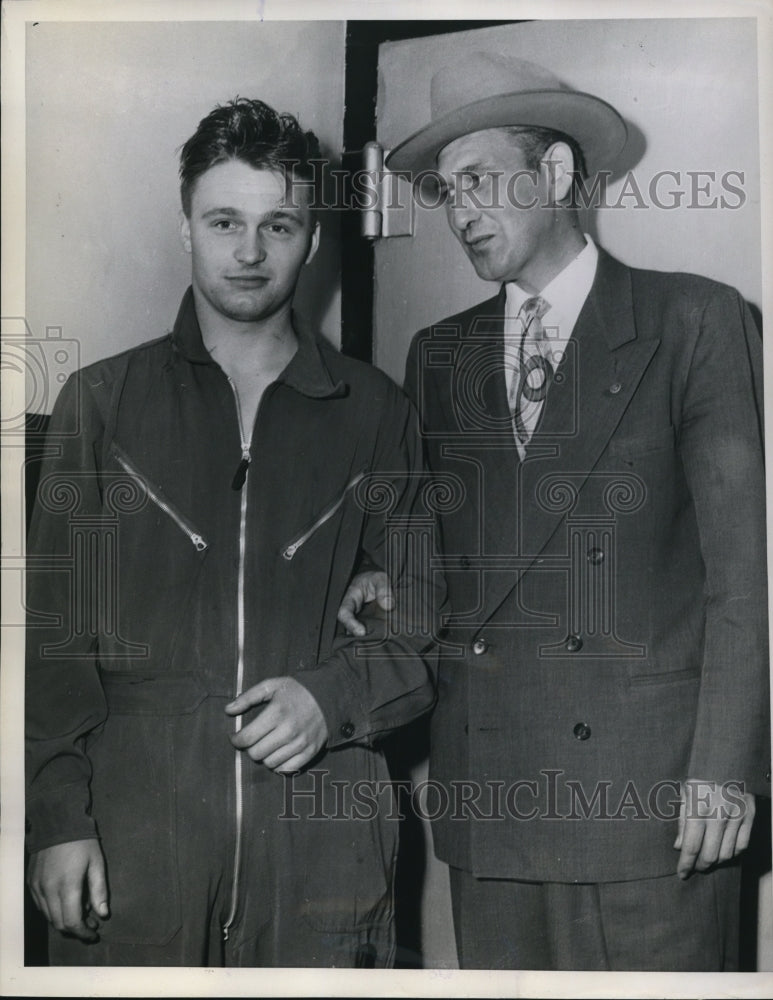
[404, 249, 769, 883]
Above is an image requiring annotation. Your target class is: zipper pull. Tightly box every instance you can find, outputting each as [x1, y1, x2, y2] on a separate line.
[231, 450, 251, 491]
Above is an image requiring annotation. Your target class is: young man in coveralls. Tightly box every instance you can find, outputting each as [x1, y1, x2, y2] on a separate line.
[25, 98, 442, 968]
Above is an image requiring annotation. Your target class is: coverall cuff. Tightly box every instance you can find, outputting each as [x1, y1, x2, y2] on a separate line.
[26, 782, 98, 855]
[294, 664, 367, 750]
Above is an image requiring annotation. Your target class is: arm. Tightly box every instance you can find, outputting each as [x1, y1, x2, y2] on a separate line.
[336, 331, 427, 637]
[26, 373, 112, 920]
[675, 287, 768, 875]
[229, 385, 445, 770]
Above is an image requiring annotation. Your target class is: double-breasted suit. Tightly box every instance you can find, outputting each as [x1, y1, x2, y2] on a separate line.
[404, 249, 769, 884]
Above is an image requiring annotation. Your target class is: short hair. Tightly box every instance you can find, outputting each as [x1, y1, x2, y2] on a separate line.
[179, 98, 322, 216]
[504, 125, 588, 202]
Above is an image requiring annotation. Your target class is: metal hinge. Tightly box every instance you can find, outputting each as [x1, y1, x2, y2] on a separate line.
[359, 141, 414, 240]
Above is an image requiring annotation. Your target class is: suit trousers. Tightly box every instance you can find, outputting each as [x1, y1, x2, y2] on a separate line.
[449, 863, 741, 971]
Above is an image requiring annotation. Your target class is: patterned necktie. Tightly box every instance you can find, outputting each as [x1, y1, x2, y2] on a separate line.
[508, 295, 552, 454]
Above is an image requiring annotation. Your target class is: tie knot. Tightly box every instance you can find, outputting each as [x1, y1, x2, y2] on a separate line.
[519, 295, 549, 320]
[518, 296, 550, 339]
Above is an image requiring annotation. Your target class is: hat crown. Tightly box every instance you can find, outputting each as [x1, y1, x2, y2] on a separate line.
[386, 50, 627, 175]
[430, 52, 569, 121]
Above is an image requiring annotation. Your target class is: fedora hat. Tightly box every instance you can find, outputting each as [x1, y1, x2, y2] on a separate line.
[385, 52, 627, 175]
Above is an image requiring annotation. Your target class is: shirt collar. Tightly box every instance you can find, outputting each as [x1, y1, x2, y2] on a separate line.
[505, 235, 598, 359]
[170, 286, 346, 399]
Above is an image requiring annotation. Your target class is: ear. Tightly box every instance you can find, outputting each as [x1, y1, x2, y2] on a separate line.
[179, 212, 192, 254]
[541, 141, 575, 204]
[304, 220, 321, 265]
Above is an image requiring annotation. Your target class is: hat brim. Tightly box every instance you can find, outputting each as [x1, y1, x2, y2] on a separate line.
[385, 90, 627, 176]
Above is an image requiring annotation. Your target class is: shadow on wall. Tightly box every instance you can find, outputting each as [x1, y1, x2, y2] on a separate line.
[293, 140, 342, 345]
[383, 716, 431, 968]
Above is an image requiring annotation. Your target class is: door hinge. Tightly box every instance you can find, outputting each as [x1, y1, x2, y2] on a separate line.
[359, 141, 414, 240]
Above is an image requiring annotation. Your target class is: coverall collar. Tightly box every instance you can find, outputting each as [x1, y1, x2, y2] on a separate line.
[171, 286, 347, 399]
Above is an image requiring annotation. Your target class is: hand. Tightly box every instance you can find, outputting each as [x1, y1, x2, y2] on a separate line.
[674, 779, 755, 879]
[27, 838, 109, 941]
[226, 676, 328, 774]
[337, 570, 394, 637]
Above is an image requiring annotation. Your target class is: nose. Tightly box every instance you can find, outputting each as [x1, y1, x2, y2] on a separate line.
[235, 228, 266, 265]
[447, 189, 482, 233]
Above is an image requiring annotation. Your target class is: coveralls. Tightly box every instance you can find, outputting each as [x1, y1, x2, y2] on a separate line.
[26, 289, 441, 967]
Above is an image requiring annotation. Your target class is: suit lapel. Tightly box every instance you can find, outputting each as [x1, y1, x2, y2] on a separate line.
[477, 250, 661, 624]
[445, 290, 510, 435]
[449, 290, 525, 562]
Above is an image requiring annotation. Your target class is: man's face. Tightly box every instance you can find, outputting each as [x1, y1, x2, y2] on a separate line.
[180, 159, 319, 325]
[437, 128, 557, 292]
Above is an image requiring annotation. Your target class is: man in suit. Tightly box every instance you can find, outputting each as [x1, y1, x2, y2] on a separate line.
[339, 53, 769, 970]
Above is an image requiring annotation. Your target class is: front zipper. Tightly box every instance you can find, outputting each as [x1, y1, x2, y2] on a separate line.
[222, 376, 253, 944]
[281, 470, 367, 561]
[111, 444, 208, 552]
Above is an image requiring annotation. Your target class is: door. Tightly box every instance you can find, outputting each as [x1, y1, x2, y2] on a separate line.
[370, 17, 767, 971]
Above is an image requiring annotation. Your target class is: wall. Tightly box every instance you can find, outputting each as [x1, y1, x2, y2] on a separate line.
[25, 19, 345, 405]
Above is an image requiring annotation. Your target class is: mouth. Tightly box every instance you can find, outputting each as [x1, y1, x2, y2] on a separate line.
[227, 275, 269, 287]
[464, 234, 494, 252]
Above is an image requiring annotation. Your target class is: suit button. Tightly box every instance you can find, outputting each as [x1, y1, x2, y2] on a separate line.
[472, 638, 488, 655]
[587, 548, 604, 565]
[766, 770, 771, 783]
[340, 721, 355, 739]
[565, 634, 583, 653]
[573, 722, 592, 741]
[609, 382, 622, 395]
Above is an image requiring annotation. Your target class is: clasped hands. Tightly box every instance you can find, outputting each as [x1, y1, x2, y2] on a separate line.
[226, 570, 394, 775]
[226, 676, 328, 775]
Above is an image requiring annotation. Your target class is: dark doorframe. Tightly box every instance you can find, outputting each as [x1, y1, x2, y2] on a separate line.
[340, 20, 519, 363]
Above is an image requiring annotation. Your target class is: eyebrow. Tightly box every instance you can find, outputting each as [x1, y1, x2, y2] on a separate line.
[440, 161, 490, 184]
[200, 207, 241, 219]
[199, 206, 304, 224]
[264, 209, 304, 225]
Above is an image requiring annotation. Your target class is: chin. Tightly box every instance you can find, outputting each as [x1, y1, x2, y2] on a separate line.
[221, 294, 271, 321]
[217, 303, 265, 323]
[471, 263, 505, 284]
[465, 253, 502, 285]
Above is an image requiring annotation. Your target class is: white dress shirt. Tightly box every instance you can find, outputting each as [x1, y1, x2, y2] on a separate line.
[504, 235, 599, 457]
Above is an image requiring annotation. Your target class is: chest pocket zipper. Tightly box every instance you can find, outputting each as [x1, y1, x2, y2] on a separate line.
[282, 470, 367, 561]
[111, 443, 209, 553]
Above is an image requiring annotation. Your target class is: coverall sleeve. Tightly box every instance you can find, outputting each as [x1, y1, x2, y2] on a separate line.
[25, 372, 109, 853]
[678, 287, 770, 795]
[295, 385, 446, 747]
